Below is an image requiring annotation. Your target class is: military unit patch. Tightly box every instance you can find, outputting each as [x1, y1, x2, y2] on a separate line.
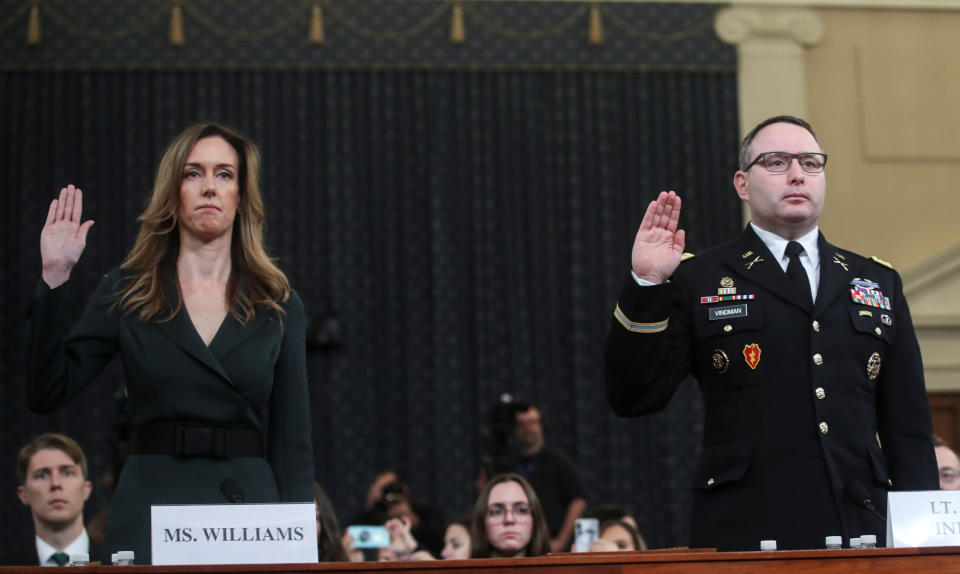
[743, 344, 761, 370]
[850, 278, 891, 311]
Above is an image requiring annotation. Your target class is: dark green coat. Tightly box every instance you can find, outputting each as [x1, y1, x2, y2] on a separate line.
[27, 269, 314, 564]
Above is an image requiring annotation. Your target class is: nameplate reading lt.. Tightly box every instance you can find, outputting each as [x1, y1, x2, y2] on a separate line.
[887, 491, 960, 547]
[151, 503, 318, 565]
[708, 304, 748, 321]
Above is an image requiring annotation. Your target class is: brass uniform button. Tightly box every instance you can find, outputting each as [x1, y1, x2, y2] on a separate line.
[888, 479, 893, 487]
[707, 478, 715, 487]
[723, 324, 732, 333]
[819, 422, 829, 434]
[813, 353, 823, 366]
[812, 320, 820, 332]
[875, 327, 882, 337]
[815, 387, 826, 400]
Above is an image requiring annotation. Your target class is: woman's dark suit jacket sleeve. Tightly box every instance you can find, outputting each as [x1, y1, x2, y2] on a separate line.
[267, 290, 314, 502]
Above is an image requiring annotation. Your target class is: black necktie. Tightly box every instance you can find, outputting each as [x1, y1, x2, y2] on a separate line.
[785, 241, 813, 309]
[50, 552, 70, 566]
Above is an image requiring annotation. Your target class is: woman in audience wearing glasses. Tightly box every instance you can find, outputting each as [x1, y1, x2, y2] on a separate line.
[470, 473, 551, 559]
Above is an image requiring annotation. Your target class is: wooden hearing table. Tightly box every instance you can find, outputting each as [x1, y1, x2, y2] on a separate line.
[2, 546, 960, 573]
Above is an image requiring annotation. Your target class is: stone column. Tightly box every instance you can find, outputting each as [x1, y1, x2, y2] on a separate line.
[715, 6, 824, 138]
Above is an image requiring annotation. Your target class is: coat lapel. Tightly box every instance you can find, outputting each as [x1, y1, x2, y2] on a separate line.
[813, 233, 859, 317]
[155, 307, 233, 382]
[209, 309, 274, 360]
[725, 226, 809, 311]
[152, 275, 278, 383]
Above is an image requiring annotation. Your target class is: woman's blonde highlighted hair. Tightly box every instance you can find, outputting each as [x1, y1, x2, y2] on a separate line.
[117, 123, 289, 323]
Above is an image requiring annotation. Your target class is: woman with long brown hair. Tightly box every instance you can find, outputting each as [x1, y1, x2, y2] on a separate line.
[314, 483, 351, 562]
[27, 123, 314, 563]
[470, 473, 551, 559]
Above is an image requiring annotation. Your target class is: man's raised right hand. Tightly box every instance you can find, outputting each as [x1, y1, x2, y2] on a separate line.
[630, 190, 685, 284]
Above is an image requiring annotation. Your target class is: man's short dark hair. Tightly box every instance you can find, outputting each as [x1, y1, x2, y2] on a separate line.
[738, 115, 821, 171]
[17, 433, 89, 484]
[512, 400, 538, 417]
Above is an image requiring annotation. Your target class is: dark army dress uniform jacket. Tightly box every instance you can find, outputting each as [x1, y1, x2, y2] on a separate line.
[26, 269, 315, 563]
[605, 226, 938, 551]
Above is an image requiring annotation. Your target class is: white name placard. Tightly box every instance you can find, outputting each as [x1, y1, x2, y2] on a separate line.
[151, 503, 318, 565]
[887, 490, 960, 547]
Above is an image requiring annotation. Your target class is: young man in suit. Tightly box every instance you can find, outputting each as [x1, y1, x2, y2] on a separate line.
[605, 115, 938, 550]
[2, 433, 96, 566]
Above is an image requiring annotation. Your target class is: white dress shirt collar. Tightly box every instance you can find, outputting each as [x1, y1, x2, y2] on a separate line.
[749, 222, 820, 272]
[36, 528, 88, 567]
[749, 222, 821, 300]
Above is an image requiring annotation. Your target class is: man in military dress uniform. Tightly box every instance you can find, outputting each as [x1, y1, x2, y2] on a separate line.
[605, 116, 938, 551]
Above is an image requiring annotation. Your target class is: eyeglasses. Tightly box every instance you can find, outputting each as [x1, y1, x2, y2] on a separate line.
[487, 503, 532, 521]
[745, 152, 828, 174]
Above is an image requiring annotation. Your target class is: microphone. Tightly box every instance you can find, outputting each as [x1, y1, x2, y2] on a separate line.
[220, 478, 245, 503]
[844, 481, 886, 523]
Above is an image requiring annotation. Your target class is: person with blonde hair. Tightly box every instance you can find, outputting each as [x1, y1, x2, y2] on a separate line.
[26, 123, 314, 563]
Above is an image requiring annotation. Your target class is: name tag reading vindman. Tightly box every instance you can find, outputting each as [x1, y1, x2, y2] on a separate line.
[151, 503, 318, 565]
[708, 304, 748, 321]
[887, 491, 960, 547]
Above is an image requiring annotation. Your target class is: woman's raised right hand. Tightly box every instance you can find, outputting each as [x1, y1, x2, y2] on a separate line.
[40, 185, 94, 288]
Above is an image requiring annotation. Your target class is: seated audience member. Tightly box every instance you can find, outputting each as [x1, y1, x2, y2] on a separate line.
[354, 470, 446, 556]
[378, 516, 427, 561]
[584, 503, 639, 532]
[339, 532, 365, 562]
[935, 435, 960, 490]
[376, 514, 473, 561]
[314, 482, 351, 562]
[471, 473, 551, 558]
[441, 515, 472, 560]
[1, 433, 98, 566]
[480, 398, 586, 552]
[589, 520, 647, 552]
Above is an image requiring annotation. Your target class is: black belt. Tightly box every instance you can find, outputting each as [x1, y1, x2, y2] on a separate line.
[130, 425, 264, 458]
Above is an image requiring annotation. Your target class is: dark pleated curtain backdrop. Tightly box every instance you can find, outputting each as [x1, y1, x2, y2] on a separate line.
[0, 67, 739, 550]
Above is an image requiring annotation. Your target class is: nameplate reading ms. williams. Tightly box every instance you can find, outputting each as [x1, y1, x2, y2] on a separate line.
[151, 503, 318, 565]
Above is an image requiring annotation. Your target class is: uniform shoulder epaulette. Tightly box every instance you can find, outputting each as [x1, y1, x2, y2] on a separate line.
[680, 252, 696, 262]
[869, 256, 893, 269]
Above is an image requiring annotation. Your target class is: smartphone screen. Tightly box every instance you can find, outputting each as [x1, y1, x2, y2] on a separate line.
[574, 518, 599, 552]
[347, 525, 391, 548]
